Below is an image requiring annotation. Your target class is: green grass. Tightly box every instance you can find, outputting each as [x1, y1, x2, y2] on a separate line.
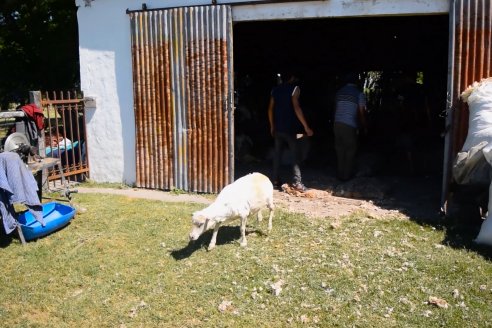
[1, 193, 492, 327]
[78, 180, 132, 189]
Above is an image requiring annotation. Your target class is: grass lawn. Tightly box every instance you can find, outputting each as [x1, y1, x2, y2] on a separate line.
[1, 192, 492, 327]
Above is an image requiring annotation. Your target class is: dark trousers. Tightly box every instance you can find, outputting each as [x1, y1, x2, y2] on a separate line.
[273, 131, 302, 184]
[334, 122, 358, 181]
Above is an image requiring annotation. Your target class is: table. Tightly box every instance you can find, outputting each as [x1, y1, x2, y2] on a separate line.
[28, 157, 67, 200]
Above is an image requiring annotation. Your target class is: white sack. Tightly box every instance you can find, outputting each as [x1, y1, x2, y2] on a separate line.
[453, 141, 491, 185]
[460, 78, 492, 245]
[483, 142, 492, 165]
[460, 78, 492, 152]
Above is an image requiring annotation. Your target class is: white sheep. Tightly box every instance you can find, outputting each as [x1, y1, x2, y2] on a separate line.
[188, 172, 275, 250]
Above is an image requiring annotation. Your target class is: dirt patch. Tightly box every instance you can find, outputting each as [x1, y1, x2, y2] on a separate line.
[275, 183, 397, 219]
[274, 189, 396, 219]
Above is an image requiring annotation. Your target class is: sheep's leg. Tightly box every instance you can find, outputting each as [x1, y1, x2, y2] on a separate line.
[257, 210, 263, 223]
[208, 223, 221, 251]
[239, 216, 248, 247]
[267, 201, 275, 232]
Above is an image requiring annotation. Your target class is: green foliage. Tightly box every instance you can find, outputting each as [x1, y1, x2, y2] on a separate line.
[81, 179, 132, 190]
[416, 71, 424, 85]
[170, 187, 187, 195]
[0, 0, 79, 107]
[1, 193, 492, 327]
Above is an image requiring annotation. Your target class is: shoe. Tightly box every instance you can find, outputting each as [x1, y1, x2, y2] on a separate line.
[291, 182, 307, 192]
[272, 180, 283, 190]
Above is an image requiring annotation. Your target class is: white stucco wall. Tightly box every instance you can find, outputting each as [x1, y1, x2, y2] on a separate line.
[75, 0, 449, 184]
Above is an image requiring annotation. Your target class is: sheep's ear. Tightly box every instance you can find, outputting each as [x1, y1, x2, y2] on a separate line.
[192, 214, 206, 225]
[191, 212, 199, 224]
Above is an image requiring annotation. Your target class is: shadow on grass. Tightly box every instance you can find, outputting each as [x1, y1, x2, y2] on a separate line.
[379, 204, 492, 260]
[0, 227, 14, 248]
[439, 220, 492, 260]
[170, 226, 265, 260]
[0, 222, 73, 248]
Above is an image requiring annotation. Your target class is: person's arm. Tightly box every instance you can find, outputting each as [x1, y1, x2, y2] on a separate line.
[358, 105, 368, 134]
[267, 96, 275, 136]
[292, 87, 313, 136]
[424, 95, 432, 129]
[358, 92, 368, 134]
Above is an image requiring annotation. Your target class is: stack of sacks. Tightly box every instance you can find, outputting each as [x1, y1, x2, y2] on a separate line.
[458, 78, 492, 245]
[453, 78, 492, 186]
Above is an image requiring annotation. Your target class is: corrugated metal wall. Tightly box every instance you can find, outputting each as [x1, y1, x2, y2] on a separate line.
[443, 0, 492, 207]
[129, 5, 234, 193]
[450, 0, 492, 153]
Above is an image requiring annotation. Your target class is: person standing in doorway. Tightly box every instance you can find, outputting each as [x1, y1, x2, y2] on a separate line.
[268, 70, 314, 192]
[333, 72, 368, 181]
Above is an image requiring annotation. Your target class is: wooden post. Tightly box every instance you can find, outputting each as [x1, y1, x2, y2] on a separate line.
[29, 91, 46, 198]
[16, 226, 26, 245]
[29, 91, 44, 155]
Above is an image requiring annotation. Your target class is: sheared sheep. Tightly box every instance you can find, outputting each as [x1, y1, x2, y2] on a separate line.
[188, 172, 274, 250]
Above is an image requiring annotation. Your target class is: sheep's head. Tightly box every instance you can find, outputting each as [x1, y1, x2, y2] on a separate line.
[189, 211, 214, 241]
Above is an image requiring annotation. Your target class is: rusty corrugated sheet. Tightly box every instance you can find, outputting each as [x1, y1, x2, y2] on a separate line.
[129, 5, 234, 193]
[443, 0, 492, 208]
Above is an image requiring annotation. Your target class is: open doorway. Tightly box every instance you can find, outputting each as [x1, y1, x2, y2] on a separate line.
[232, 14, 449, 214]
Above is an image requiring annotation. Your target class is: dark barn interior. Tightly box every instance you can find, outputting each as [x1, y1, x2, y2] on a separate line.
[232, 14, 449, 210]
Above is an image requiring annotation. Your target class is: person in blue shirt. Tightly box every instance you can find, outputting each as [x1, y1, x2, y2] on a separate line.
[333, 72, 368, 181]
[267, 70, 313, 192]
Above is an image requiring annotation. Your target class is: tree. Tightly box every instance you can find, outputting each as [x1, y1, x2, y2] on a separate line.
[0, 0, 79, 108]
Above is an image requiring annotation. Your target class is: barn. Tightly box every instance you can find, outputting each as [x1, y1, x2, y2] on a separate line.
[75, 0, 492, 212]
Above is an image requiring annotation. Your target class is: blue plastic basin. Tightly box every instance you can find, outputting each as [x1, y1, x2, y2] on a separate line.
[18, 202, 76, 241]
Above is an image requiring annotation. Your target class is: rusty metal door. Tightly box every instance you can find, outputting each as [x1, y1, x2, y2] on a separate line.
[442, 0, 492, 209]
[129, 5, 234, 193]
